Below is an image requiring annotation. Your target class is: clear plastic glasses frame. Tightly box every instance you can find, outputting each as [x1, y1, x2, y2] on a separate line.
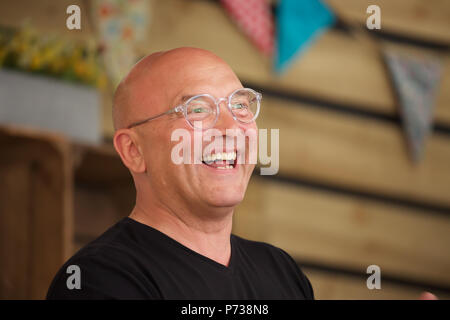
[126, 87, 262, 130]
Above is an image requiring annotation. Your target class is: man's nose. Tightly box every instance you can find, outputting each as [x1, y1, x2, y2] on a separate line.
[214, 99, 240, 131]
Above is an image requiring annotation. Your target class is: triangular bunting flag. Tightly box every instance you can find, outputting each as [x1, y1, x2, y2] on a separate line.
[221, 0, 274, 56]
[384, 51, 442, 162]
[275, 0, 335, 73]
[94, 0, 150, 88]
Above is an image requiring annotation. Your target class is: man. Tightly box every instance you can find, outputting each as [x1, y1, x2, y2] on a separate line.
[47, 47, 314, 299]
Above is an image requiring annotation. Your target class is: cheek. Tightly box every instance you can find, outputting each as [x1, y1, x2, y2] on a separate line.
[140, 129, 173, 171]
[166, 121, 197, 162]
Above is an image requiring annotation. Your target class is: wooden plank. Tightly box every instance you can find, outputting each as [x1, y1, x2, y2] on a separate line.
[0, 125, 73, 299]
[0, 162, 31, 299]
[73, 143, 133, 252]
[137, 0, 450, 131]
[74, 186, 128, 240]
[256, 97, 450, 207]
[325, 0, 450, 44]
[73, 143, 131, 186]
[0, 0, 94, 39]
[303, 268, 450, 300]
[233, 177, 450, 288]
[28, 142, 73, 299]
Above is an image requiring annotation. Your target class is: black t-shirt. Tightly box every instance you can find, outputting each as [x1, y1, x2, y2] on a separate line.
[47, 217, 314, 300]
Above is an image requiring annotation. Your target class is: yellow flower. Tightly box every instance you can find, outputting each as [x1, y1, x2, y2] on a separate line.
[74, 61, 88, 77]
[50, 59, 65, 73]
[30, 55, 43, 70]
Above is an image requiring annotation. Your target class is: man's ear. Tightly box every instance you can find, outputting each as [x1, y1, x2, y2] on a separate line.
[113, 129, 146, 173]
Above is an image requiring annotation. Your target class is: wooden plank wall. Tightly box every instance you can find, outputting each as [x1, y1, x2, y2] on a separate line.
[235, 177, 450, 299]
[1, 0, 449, 299]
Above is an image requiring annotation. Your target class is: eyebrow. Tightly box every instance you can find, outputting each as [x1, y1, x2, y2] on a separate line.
[176, 95, 196, 106]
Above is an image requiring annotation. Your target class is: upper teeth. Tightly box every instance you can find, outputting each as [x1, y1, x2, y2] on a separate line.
[202, 151, 237, 162]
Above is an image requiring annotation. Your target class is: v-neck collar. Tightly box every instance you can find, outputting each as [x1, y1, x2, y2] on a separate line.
[125, 217, 235, 274]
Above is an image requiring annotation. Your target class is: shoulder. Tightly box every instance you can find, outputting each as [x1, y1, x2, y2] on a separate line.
[47, 220, 160, 299]
[232, 234, 315, 299]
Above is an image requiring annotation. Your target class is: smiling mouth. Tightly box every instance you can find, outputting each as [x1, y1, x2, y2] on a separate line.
[202, 151, 237, 170]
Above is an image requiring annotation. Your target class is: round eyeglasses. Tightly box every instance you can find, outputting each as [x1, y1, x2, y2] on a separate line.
[127, 88, 262, 130]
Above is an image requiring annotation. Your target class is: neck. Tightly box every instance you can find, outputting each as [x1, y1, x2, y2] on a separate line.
[130, 195, 234, 267]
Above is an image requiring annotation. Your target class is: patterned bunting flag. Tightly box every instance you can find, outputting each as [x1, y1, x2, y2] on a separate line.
[94, 0, 150, 88]
[221, 0, 274, 56]
[384, 50, 442, 162]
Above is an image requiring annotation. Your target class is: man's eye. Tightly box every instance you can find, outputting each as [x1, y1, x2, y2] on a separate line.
[192, 107, 209, 113]
[232, 103, 246, 110]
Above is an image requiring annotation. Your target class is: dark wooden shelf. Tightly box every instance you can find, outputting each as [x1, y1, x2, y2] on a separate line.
[0, 125, 134, 299]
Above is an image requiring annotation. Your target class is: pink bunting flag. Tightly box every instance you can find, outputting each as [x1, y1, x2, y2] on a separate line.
[221, 0, 274, 56]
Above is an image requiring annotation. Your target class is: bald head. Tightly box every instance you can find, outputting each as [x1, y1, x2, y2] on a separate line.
[112, 47, 241, 130]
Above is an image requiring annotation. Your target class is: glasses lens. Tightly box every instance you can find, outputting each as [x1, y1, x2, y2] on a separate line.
[230, 89, 259, 123]
[186, 95, 217, 129]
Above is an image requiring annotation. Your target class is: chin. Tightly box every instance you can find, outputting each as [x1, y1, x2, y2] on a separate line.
[206, 188, 246, 208]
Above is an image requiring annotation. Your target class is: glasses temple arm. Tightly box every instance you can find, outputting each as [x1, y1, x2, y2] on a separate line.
[127, 107, 182, 129]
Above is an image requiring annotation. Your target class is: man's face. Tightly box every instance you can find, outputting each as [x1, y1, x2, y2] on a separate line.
[133, 54, 257, 216]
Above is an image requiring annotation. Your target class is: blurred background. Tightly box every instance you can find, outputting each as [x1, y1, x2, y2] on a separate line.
[0, 0, 449, 300]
